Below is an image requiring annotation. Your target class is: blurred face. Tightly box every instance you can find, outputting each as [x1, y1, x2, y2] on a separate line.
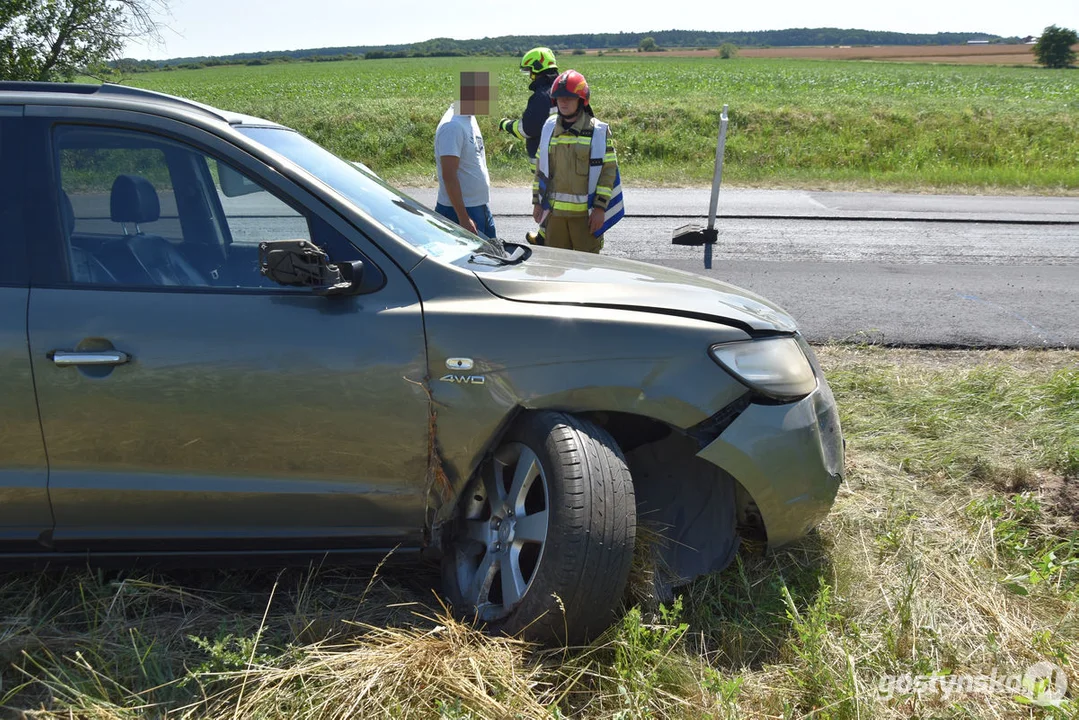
[556, 95, 581, 119]
[458, 70, 495, 116]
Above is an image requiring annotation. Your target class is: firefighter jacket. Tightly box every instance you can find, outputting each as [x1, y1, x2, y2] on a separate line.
[501, 72, 556, 159]
[532, 110, 619, 217]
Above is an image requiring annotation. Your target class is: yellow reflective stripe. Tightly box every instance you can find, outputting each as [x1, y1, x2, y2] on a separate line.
[550, 136, 592, 146]
[603, 152, 617, 162]
[551, 200, 588, 212]
[594, 185, 613, 197]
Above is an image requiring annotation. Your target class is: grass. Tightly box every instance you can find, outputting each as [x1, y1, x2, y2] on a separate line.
[118, 56, 1079, 193]
[2, 346, 1076, 718]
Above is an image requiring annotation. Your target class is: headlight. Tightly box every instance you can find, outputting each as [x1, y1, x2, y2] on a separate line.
[709, 336, 817, 400]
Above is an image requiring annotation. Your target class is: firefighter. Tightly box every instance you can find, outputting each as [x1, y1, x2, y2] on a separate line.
[497, 47, 559, 163]
[531, 69, 623, 253]
[498, 48, 559, 243]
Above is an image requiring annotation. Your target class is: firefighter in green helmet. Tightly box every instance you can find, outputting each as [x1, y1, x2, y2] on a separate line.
[498, 47, 559, 163]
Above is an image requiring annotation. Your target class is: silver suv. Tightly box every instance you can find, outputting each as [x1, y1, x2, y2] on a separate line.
[0, 82, 843, 643]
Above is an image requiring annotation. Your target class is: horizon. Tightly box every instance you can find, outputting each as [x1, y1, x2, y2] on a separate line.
[122, 0, 1077, 61]
[128, 26, 1031, 64]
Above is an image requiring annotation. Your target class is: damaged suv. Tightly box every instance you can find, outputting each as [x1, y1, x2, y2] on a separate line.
[0, 83, 843, 643]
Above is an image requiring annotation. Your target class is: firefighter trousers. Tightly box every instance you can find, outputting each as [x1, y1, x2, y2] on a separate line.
[538, 214, 603, 254]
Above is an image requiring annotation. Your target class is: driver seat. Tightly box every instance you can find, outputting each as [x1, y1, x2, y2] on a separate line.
[109, 174, 206, 287]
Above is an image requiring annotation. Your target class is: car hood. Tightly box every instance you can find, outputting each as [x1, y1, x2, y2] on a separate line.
[474, 249, 798, 333]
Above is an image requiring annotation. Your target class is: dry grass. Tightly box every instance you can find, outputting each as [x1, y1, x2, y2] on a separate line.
[1, 347, 1076, 718]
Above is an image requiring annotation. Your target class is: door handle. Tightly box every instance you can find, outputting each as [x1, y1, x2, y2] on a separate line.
[50, 350, 131, 367]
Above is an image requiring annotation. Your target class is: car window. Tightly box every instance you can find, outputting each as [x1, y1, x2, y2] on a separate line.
[236, 126, 504, 262]
[53, 125, 334, 291]
[0, 117, 28, 286]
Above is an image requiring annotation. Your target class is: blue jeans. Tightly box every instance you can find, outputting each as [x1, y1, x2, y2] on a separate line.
[435, 203, 497, 240]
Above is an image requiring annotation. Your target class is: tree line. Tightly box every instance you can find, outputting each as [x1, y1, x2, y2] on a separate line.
[141, 29, 1025, 69]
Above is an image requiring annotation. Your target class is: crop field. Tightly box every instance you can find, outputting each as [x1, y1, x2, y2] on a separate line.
[124, 55, 1079, 193]
[2, 347, 1076, 718]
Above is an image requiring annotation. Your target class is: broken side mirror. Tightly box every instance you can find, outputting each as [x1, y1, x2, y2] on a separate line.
[258, 239, 368, 296]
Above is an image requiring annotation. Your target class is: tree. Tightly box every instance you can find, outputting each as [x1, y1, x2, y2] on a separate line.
[638, 36, 657, 52]
[1033, 24, 1078, 68]
[1, 0, 168, 81]
[719, 42, 738, 59]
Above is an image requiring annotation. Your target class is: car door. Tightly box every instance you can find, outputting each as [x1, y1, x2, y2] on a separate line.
[0, 108, 54, 551]
[24, 110, 431, 553]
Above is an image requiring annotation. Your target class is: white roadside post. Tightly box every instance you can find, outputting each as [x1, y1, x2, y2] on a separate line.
[672, 104, 729, 270]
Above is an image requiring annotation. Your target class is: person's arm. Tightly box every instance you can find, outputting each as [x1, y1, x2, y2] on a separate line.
[500, 89, 551, 140]
[498, 117, 528, 140]
[532, 164, 544, 222]
[439, 155, 477, 234]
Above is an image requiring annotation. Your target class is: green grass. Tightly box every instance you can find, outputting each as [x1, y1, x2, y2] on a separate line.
[119, 56, 1079, 192]
[3, 347, 1077, 718]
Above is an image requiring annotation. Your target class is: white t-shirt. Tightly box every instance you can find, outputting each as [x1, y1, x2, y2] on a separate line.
[435, 105, 491, 208]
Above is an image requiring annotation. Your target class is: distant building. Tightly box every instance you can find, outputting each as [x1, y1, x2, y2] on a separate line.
[1021, 35, 1038, 44]
[967, 39, 990, 44]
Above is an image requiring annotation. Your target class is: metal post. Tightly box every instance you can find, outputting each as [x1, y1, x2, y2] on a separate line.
[704, 104, 728, 270]
[670, 103, 731, 271]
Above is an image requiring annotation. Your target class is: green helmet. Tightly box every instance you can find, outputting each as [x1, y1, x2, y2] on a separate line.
[520, 47, 557, 74]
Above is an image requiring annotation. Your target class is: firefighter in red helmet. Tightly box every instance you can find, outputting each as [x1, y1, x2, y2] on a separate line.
[531, 69, 623, 253]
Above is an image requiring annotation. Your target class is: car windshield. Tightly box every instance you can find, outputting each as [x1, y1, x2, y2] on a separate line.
[237, 126, 504, 261]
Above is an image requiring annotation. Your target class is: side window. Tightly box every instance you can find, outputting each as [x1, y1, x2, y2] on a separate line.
[0, 116, 27, 286]
[53, 125, 335, 291]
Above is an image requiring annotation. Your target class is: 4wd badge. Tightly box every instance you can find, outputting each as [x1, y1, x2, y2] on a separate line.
[440, 373, 485, 385]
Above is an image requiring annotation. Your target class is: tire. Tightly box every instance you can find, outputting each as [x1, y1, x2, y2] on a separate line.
[442, 411, 636, 645]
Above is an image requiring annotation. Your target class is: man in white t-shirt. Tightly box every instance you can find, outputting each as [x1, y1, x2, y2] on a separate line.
[434, 71, 497, 239]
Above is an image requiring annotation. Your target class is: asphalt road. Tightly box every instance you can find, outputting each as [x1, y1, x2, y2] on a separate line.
[408, 187, 1079, 348]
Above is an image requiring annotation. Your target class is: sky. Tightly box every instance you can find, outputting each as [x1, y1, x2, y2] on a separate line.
[125, 0, 1079, 60]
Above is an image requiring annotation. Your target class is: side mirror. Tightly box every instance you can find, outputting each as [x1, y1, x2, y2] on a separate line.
[217, 161, 265, 198]
[258, 239, 365, 296]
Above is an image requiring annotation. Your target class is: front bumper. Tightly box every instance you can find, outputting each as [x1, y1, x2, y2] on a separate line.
[697, 378, 844, 548]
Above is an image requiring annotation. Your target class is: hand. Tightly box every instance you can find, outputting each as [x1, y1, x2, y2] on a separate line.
[533, 204, 544, 223]
[499, 118, 515, 134]
[589, 207, 605, 234]
[460, 215, 478, 234]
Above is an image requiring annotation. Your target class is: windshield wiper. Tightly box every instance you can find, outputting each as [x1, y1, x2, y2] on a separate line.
[470, 241, 529, 265]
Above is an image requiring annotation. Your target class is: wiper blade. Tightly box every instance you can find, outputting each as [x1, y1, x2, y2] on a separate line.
[470, 242, 529, 265]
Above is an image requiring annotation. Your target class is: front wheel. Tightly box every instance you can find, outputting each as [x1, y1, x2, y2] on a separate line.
[442, 411, 636, 644]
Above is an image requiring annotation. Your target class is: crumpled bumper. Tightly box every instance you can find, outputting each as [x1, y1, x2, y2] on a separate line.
[696, 377, 844, 548]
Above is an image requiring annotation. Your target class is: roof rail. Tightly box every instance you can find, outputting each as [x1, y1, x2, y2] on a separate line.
[0, 81, 100, 94]
[93, 83, 229, 121]
[0, 81, 228, 122]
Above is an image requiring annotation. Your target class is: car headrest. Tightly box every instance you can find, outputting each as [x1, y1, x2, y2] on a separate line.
[110, 174, 160, 225]
[60, 190, 75, 238]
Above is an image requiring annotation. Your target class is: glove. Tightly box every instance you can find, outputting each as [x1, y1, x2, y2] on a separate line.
[499, 118, 516, 134]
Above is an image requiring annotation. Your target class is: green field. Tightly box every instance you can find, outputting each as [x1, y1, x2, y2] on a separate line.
[123, 56, 1079, 193]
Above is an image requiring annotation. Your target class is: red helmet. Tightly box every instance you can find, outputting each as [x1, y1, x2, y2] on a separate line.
[550, 69, 590, 106]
